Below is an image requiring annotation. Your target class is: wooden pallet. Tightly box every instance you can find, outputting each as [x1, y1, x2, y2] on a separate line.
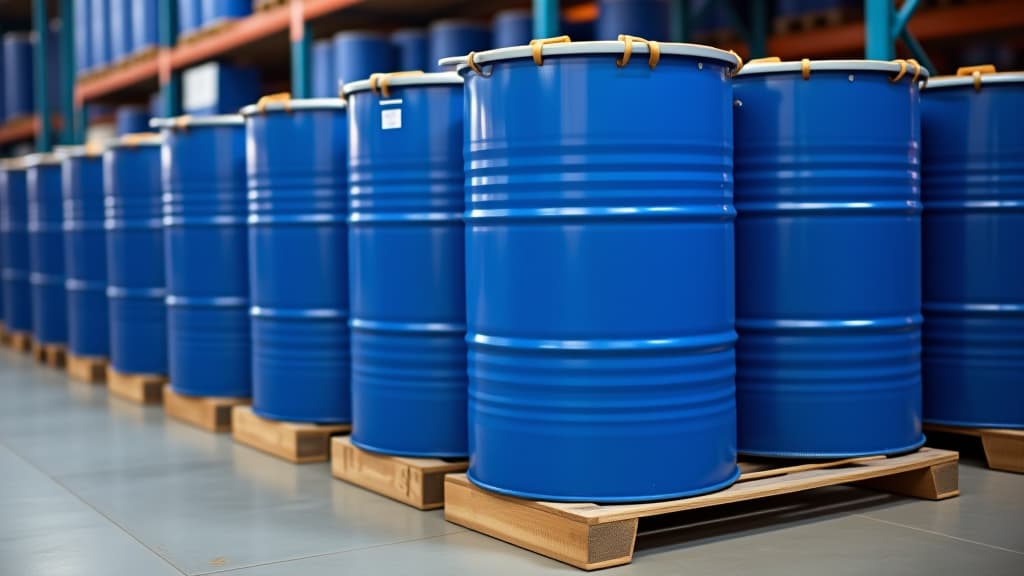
[331, 436, 468, 510]
[7, 330, 33, 353]
[178, 19, 237, 44]
[925, 424, 1023, 474]
[445, 448, 959, 570]
[33, 341, 67, 369]
[163, 385, 250, 433]
[65, 354, 108, 384]
[253, 0, 288, 13]
[231, 406, 350, 463]
[107, 368, 166, 405]
[773, 6, 859, 35]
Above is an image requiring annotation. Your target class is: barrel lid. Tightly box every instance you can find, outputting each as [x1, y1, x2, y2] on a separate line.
[150, 114, 245, 129]
[735, 58, 930, 80]
[440, 40, 741, 72]
[106, 132, 164, 149]
[343, 72, 463, 97]
[924, 65, 1024, 90]
[55, 142, 106, 158]
[240, 97, 347, 116]
[22, 152, 62, 167]
[0, 156, 29, 170]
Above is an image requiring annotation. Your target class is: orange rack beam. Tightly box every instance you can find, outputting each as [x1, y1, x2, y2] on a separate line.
[0, 115, 63, 146]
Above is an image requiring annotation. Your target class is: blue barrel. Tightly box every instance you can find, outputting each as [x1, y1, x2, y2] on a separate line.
[104, 134, 167, 376]
[243, 97, 349, 423]
[26, 155, 67, 346]
[333, 31, 395, 87]
[312, 39, 336, 98]
[182, 62, 261, 116]
[0, 36, 4, 123]
[74, 0, 92, 74]
[429, 20, 490, 71]
[155, 116, 250, 398]
[391, 29, 428, 72]
[453, 42, 741, 502]
[597, 0, 671, 41]
[733, 59, 926, 457]
[201, 0, 250, 26]
[920, 68, 1024, 429]
[3, 33, 34, 119]
[179, 0, 203, 37]
[492, 9, 532, 48]
[110, 0, 133, 62]
[115, 105, 150, 135]
[132, 0, 159, 53]
[62, 146, 109, 358]
[91, 0, 111, 69]
[1, 161, 32, 334]
[343, 73, 466, 457]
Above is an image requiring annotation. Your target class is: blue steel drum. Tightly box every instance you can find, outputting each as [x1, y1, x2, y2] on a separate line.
[243, 97, 350, 423]
[178, 0, 203, 37]
[155, 115, 250, 398]
[733, 60, 926, 457]
[62, 146, 109, 358]
[429, 20, 489, 72]
[132, 0, 159, 53]
[597, 0, 671, 41]
[343, 73, 467, 457]
[74, 0, 92, 74]
[920, 68, 1024, 429]
[451, 41, 741, 502]
[391, 29, 428, 72]
[492, 9, 532, 48]
[312, 39, 336, 98]
[26, 155, 67, 346]
[110, 0, 133, 61]
[201, 0, 250, 26]
[333, 31, 395, 87]
[3, 33, 34, 118]
[115, 105, 150, 135]
[90, 0, 111, 69]
[104, 134, 167, 375]
[1, 161, 32, 333]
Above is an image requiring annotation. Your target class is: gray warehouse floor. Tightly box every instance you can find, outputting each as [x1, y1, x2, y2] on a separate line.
[1, 350, 1021, 576]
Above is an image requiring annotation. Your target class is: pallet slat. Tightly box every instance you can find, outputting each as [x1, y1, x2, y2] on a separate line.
[7, 331, 33, 353]
[66, 354, 108, 384]
[331, 436, 468, 510]
[444, 447, 959, 570]
[33, 342, 67, 368]
[163, 385, 250, 433]
[231, 406, 350, 463]
[107, 368, 166, 404]
[926, 424, 1024, 474]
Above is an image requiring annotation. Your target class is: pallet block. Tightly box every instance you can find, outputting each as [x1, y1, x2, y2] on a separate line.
[163, 385, 250, 433]
[331, 436, 468, 510]
[926, 424, 1024, 474]
[107, 368, 166, 404]
[444, 448, 959, 570]
[66, 354, 108, 384]
[231, 406, 350, 463]
[33, 341, 67, 368]
[7, 330, 33, 353]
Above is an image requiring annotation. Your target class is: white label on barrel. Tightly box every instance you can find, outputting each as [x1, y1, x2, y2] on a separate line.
[381, 108, 402, 130]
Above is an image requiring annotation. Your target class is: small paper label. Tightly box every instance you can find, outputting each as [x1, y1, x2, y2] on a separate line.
[381, 108, 402, 130]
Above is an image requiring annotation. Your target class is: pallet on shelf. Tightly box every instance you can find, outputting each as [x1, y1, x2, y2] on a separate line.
[253, 0, 288, 13]
[164, 385, 250, 433]
[113, 46, 159, 70]
[331, 436, 468, 510]
[232, 406, 350, 463]
[65, 354, 108, 383]
[773, 6, 859, 35]
[33, 341, 67, 369]
[107, 368, 166, 404]
[6, 330, 33, 353]
[925, 424, 1023, 474]
[178, 19, 237, 44]
[445, 448, 959, 570]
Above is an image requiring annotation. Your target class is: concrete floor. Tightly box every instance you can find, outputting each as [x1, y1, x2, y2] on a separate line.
[0, 351, 1021, 576]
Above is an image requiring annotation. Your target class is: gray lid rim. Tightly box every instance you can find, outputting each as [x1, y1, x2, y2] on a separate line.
[151, 115, 245, 128]
[438, 40, 740, 70]
[343, 72, 463, 96]
[240, 98, 347, 116]
[736, 59, 931, 79]
[924, 72, 1024, 90]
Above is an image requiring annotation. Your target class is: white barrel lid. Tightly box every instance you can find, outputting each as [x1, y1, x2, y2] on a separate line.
[736, 58, 930, 79]
[439, 40, 741, 71]
[0, 156, 29, 170]
[240, 97, 346, 116]
[343, 72, 463, 97]
[106, 133, 163, 148]
[151, 114, 244, 129]
[22, 152, 62, 167]
[925, 70, 1024, 90]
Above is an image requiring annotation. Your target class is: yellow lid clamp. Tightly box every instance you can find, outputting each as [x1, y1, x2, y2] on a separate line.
[617, 34, 660, 69]
[957, 64, 996, 91]
[529, 35, 571, 66]
[375, 70, 425, 98]
[801, 58, 811, 80]
[256, 92, 292, 114]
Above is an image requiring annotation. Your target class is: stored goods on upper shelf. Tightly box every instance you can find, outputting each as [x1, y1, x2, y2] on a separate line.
[182, 62, 260, 116]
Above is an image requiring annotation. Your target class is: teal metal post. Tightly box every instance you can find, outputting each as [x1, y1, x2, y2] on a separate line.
[60, 0, 77, 143]
[748, 0, 767, 58]
[533, 0, 559, 38]
[33, 0, 52, 151]
[891, 0, 935, 75]
[159, 0, 181, 117]
[892, 0, 921, 37]
[291, 21, 311, 98]
[899, 29, 936, 75]
[671, 0, 692, 42]
[865, 0, 894, 60]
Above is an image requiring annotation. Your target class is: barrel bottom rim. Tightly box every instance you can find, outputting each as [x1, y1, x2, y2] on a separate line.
[465, 464, 741, 504]
[350, 436, 468, 460]
[68, 348, 109, 359]
[738, 435, 926, 459]
[170, 384, 251, 401]
[923, 417, 1024, 431]
[33, 337, 68, 347]
[250, 406, 351, 426]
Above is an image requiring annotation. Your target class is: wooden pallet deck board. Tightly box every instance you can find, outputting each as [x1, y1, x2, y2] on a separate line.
[331, 436, 468, 510]
[65, 354, 108, 384]
[926, 424, 1024, 474]
[107, 368, 166, 404]
[33, 341, 67, 368]
[7, 331, 33, 353]
[231, 406, 350, 463]
[444, 448, 959, 570]
[253, 0, 288, 13]
[179, 19, 237, 44]
[164, 385, 250, 433]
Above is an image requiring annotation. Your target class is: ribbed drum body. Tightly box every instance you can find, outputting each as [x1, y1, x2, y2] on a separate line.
[462, 48, 739, 502]
[63, 153, 109, 357]
[74, 0, 92, 73]
[162, 120, 250, 398]
[245, 102, 350, 423]
[347, 80, 466, 457]
[131, 0, 159, 53]
[109, 0, 133, 62]
[597, 0, 671, 40]
[391, 29, 427, 72]
[90, 0, 111, 69]
[333, 32, 395, 87]
[3, 34, 34, 118]
[312, 40, 336, 99]
[1, 166, 31, 332]
[105, 143, 167, 375]
[115, 105, 150, 135]
[27, 161, 67, 345]
[178, 0, 202, 37]
[733, 66, 924, 457]
[428, 21, 490, 71]
[201, 0, 250, 25]
[492, 10, 532, 48]
[921, 78, 1024, 429]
